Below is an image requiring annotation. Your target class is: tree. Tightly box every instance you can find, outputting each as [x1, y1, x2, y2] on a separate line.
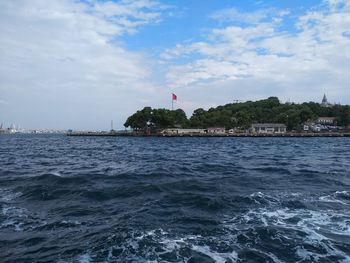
[124, 98, 350, 131]
[172, 109, 188, 127]
[337, 106, 350, 126]
[285, 109, 301, 130]
[124, 107, 152, 129]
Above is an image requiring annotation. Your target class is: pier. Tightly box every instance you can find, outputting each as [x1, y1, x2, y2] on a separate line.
[66, 131, 350, 137]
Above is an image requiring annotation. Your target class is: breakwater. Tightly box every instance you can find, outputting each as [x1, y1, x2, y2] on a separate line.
[67, 131, 350, 137]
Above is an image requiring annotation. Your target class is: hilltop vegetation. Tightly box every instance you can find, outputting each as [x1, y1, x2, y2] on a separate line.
[124, 97, 350, 131]
[124, 107, 188, 130]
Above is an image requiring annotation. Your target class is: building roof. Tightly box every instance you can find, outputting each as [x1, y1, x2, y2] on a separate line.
[251, 123, 287, 128]
[163, 128, 205, 131]
[318, 117, 336, 120]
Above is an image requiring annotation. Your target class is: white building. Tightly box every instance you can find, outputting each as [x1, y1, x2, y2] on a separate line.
[206, 127, 226, 134]
[161, 128, 206, 135]
[251, 123, 287, 134]
[317, 117, 336, 124]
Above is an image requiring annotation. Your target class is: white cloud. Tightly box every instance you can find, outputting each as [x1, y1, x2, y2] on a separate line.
[1, 0, 350, 128]
[91, 0, 165, 34]
[163, 0, 350, 107]
[0, 0, 166, 129]
[210, 7, 289, 25]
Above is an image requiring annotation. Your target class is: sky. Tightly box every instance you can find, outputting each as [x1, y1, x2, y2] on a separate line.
[1, 0, 350, 130]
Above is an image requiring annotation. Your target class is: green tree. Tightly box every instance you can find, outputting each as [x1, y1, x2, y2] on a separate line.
[124, 97, 350, 131]
[124, 107, 152, 129]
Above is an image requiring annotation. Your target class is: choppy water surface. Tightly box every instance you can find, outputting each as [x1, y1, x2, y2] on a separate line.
[0, 135, 349, 263]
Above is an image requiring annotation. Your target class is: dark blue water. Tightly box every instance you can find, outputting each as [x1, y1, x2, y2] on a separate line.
[0, 135, 349, 263]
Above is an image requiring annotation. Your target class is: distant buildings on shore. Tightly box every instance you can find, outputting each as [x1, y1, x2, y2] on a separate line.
[0, 124, 18, 134]
[162, 128, 227, 136]
[251, 124, 287, 134]
[161, 124, 287, 135]
[0, 124, 66, 134]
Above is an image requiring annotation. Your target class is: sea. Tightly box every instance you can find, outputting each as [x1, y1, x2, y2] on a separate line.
[0, 135, 349, 263]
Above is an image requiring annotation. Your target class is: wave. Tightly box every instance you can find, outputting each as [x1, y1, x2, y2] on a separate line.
[62, 229, 238, 263]
[0, 189, 22, 203]
[319, 191, 350, 205]
[54, 193, 350, 262]
[224, 204, 350, 262]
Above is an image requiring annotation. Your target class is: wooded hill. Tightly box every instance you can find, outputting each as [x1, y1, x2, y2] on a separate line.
[124, 97, 350, 131]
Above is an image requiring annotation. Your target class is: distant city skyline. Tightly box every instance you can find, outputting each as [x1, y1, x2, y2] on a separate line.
[1, 0, 350, 130]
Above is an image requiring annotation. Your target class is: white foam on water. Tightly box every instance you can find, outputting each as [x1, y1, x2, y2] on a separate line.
[89, 228, 239, 262]
[51, 171, 62, 177]
[0, 188, 27, 231]
[262, 208, 350, 238]
[296, 225, 350, 262]
[78, 254, 92, 263]
[319, 191, 350, 205]
[1, 203, 47, 232]
[0, 188, 22, 202]
[1, 205, 28, 231]
[250, 192, 265, 198]
[1, 219, 23, 231]
[2, 205, 27, 217]
[248, 192, 280, 206]
[296, 246, 321, 262]
[154, 230, 238, 263]
[319, 195, 347, 204]
[249, 191, 303, 205]
[249, 248, 284, 263]
[226, 206, 350, 262]
[191, 245, 238, 263]
[289, 192, 302, 197]
[319, 190, 350, 204]
[335, 191, 350, 195]
[59, 191, 350, 262]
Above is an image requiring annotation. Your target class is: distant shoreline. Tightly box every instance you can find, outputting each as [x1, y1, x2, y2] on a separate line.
[66, 132, 350, 137]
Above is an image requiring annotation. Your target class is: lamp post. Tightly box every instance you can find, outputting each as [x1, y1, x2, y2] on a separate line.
[146, 120, 151, 136]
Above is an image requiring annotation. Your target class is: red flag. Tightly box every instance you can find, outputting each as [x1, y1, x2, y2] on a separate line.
[172, 93, 177, 101]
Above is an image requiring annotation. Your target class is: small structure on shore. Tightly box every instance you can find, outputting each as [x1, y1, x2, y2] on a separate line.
[317, 117, 336, 125]
[206, 127, 226, 134]
[161, 127, 227, 135]
[251, 123, 287, 134]
[161, 128, 206, 135]
[67, 130, 119, 136]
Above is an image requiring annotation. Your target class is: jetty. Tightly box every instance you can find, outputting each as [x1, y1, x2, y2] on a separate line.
[66, 131, 350, 137]
[158, 132, 350, 137]
[67, 131, 119, 137]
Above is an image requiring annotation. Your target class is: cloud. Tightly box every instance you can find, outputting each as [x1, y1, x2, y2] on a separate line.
[91, 0, 166, 34]
[162, 0, 350, 106]
[210, 7, 289, 25]
[1, 0, 350, 128]
[0, 0, 166, 129]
